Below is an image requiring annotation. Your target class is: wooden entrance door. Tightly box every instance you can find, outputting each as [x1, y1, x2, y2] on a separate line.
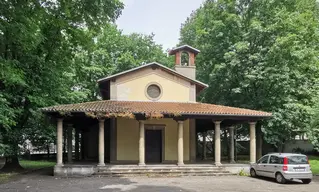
[145, 129, 162, 163]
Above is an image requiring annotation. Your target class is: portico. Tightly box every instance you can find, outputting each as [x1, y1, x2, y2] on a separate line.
[43, 100, 269, 177]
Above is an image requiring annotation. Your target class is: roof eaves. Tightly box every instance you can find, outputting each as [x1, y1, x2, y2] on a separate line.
[178, 112, 272, 118]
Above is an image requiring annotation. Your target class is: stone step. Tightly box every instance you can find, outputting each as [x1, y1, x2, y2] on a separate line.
[98, 167, 224, 171]
[97, 170, 230, 174]
[101, 165, 219, 168]
[94, 172, 233, 177]
[97, 169, 225, 173]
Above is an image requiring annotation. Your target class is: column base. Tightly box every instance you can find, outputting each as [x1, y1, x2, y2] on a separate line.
[229, 160, 236, 164]
[138, 163, 146, 166]
[55, 163, 64, 167]
[177, 162, 184, 166]
[214, 162, 222, 166]
[97, 163, 105, 167]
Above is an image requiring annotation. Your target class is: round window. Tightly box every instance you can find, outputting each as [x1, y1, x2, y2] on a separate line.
[146, 84, 161, 100]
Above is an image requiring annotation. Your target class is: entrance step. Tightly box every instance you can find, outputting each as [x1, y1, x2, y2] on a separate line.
[95, 165, 233, 177]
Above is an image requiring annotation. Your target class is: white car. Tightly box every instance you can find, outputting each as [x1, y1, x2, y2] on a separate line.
[250, 153, 313, 184]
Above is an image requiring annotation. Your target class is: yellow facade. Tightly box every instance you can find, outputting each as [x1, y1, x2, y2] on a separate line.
[112, 66, 194, 163]
[111, 67, 195, 102]
[116, 118, 190, 162]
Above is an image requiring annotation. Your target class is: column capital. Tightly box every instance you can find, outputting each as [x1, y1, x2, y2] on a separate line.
[138, 120, 145, 123]
[213, 120, 222, 125]
[177, 120, 184, 124]
[173, 116, 187, 122]
[57, 118, 63, 122]
[229, 126, 235, 130]
[249, 122, 257, 126]
[98, 118, 105, 123]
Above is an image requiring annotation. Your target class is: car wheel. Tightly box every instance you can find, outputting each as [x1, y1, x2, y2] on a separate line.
[301, 179, 311, 184]
[250, 168, 257, 177]
[275, 173, 286, 184]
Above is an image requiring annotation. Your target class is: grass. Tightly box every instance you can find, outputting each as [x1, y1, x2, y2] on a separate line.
[19, 160, 55, 169]
[0, 160, 55, 183]
[309, 156, 319, 175]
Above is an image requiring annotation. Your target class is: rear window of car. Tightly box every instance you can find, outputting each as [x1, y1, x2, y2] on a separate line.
[287, 156, 308, 164]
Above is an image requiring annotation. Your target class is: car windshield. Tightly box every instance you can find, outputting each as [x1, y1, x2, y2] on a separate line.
[287, 156, 308, 165]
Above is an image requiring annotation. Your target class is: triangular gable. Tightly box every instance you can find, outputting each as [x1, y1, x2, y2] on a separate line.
[97, 62, 208, 92]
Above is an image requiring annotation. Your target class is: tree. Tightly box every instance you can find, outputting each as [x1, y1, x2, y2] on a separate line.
[0, 0, 123, 171]
[179, 0, 319, 152]
[73, 24, 172, 101]
[309, 98, 319, 151]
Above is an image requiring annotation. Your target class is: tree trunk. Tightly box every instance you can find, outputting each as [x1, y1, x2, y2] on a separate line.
[277, 141, 285, 153]
[256, 124, 263, 159]
[47, 144, 50, 161]
[1, 156, 24, 172]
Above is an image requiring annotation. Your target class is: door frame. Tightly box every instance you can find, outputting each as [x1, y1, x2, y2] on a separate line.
[145, 124, 165, 163]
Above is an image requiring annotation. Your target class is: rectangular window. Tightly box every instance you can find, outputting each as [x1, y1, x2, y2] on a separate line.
[287, 156, 308, 165]
[269, 156, 280, 164]
[258, 155, 269, 164]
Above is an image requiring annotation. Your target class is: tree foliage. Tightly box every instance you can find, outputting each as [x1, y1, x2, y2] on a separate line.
[0, 0, 170, 169]
[0, 0, 123, 168]
[310, 98, 319, 150]
[73, 24, 171, 101]
[179, 0, 319, 148]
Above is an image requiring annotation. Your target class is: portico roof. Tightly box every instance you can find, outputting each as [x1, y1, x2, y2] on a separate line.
[42, 100, 271, 118]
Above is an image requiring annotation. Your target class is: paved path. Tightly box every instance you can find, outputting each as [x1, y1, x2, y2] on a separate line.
[0, 171, 318, 192]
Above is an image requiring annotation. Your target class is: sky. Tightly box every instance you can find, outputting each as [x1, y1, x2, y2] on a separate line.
[117, 0, 205, 50]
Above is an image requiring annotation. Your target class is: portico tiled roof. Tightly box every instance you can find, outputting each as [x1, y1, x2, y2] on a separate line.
[41, 100, 272, 117]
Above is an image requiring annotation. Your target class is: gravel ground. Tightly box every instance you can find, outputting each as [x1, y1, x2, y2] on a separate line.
[0, 170, 318, 192]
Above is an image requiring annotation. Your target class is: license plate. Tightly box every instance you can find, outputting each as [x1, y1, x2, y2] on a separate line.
[294, 167, 305, 171]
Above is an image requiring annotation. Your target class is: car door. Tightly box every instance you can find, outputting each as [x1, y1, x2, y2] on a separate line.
[267, 155, 281, 178]
[255, 155, 270, 177]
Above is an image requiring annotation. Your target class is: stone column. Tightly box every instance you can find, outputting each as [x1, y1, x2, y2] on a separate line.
[75, 128, 80, 161]
[98, 119, 105, 166]
[214, 121, 222, 166]
[202, 132, 207, 160]
[229, 126, 235, 163]
[67, 124, 73, 163]
[189, 119, 196, 162]
[249, 122, 257, 164]
[177, 121, 184, 166]
[138, 120, 145, 166]
[57, 118, 63, 166]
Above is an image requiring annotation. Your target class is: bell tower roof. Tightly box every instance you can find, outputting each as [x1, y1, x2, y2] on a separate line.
[168, 45, 200, 56]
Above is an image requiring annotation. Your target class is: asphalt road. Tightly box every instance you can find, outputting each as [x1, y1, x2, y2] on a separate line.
[0, 170, 318, 192]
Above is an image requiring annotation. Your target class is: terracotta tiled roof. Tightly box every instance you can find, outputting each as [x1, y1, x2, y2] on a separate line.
[41, 100, 272, 117]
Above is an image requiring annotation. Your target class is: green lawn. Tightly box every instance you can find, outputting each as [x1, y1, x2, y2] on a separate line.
[309, 156, 319, 175]
[19, 160, 55, 169]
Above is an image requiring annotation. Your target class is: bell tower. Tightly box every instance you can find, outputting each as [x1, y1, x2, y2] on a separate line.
[168, 45, 200, 80]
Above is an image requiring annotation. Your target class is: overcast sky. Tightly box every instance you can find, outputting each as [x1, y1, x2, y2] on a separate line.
[117, 0, 205, 50]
